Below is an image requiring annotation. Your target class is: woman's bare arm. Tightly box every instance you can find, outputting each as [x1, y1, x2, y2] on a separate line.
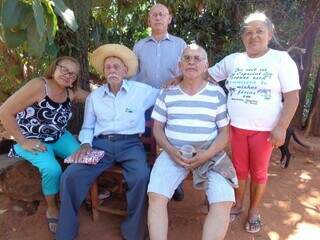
[270, 90, 299, 147]
[0, 78, 44, 145]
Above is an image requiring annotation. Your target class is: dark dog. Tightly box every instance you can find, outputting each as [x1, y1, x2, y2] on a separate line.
[279, 128, 309, 168]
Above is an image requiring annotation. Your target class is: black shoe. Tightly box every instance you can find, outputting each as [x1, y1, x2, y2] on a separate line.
[172, 185, 184, 201]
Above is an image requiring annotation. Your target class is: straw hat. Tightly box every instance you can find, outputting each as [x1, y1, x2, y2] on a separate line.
[89, 44, 138, 78]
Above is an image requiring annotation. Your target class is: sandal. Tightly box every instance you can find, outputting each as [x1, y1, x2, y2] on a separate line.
[245, 214, 262, 233]
[46, 211, 59, 234]
[86, 188, 112, 206]
[229, 208, 243, 222]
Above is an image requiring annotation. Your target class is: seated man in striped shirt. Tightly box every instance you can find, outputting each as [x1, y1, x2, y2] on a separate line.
[147, 44, 237, 240]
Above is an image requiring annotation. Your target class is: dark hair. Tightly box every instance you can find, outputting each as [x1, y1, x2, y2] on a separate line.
[44, 56, 80, 90]
[240, 11, 285, 50]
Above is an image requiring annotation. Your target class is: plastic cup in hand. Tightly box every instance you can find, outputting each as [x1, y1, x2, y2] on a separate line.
[179, 145, 196, 160]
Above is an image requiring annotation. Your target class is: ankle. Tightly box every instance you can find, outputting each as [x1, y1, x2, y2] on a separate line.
[232, 204, 243, 211]
[248, 209, 260, 218]
[47, 207, 59, 217]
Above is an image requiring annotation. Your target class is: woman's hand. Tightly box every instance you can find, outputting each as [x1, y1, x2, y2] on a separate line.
[270, 90, 299, 148]
[185, 150, 210, 170]
[21, 139, 47, 153]
[270, 126, 286, 148]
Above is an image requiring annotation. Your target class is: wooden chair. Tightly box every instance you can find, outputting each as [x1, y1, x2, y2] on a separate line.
[89, 120, 157, 221]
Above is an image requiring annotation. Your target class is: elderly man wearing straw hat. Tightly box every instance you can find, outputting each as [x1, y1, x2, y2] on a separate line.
[56, 44, 159, 240]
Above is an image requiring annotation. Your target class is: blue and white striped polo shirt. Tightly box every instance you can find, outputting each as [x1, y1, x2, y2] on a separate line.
[151, 82, 229, 148]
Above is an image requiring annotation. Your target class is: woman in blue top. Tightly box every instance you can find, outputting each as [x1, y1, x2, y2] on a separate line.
[0, 56, 88, 233]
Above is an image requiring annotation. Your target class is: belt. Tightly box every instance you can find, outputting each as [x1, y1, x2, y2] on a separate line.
[95, 134, 139, 141]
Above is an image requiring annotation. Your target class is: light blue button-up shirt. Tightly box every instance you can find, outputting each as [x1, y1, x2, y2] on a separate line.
[78, 80, 159, 145]
[132, 33, 187, 88]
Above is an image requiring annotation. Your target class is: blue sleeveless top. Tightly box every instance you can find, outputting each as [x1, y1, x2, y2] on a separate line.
[15, 80, 72, 143]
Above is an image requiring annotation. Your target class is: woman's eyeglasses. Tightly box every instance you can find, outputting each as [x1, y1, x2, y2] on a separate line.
[56, 64, 78, 80]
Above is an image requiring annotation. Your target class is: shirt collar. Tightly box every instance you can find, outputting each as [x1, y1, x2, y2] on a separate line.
[103, 80, 129, 96]
[147, 33, 171, 43]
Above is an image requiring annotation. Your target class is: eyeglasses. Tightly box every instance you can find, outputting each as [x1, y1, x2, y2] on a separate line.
[56, 64, 78, 80]
[149, 12, 168, 19]
[181, 55, 205, 63]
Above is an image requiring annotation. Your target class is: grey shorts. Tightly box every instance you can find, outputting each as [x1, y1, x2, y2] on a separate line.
[147, 151, 235, 204]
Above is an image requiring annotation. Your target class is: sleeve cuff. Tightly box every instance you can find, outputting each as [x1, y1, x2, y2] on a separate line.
[78, 129, 94, 146]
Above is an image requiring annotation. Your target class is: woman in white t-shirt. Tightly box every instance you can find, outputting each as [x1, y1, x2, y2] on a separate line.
[208, 12, 300, 233]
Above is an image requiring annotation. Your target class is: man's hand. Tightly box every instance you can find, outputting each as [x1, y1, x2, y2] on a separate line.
[168, 147, 190, 167]
[185, 150, 210, 170]
[161, 76, 183, 89]
[269, 126, 286, 148]
[206, 71, 218, 84]
[72, 143, 93, 162]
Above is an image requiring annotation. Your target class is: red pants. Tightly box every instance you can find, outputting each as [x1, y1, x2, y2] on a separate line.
[230, 126, 273, 184]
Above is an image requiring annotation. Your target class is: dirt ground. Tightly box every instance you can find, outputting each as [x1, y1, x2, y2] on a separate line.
[0, 132, 319, 240]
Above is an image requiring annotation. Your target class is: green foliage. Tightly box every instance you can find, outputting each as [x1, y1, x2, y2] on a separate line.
[0, 0, 78, 57]
[51, 0, 78, 32]
[88, 0, 241, 64]
[32, 0, 46, 39]
[168, 0, 240, 64]
[90, 0, 151, 50]
[0, 50, 25, 98]
[0, 0, 319, 105]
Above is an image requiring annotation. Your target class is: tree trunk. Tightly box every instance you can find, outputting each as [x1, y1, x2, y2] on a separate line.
[63, 0, 91, 134]
[291, 0, 320, 128]
[304, 65, 320, 136]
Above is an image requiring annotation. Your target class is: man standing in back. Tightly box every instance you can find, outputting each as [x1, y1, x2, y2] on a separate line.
[132, 3, 187, 200]
[133, 3, 186, 89]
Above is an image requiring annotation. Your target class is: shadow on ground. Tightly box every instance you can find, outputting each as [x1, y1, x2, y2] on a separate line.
[0, 144, 319, 240]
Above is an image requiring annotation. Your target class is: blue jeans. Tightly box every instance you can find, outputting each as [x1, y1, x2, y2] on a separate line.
[13, 131, 80, 195]
[56, 136, 150, 240]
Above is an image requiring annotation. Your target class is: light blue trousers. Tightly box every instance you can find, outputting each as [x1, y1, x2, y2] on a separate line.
[13, 131, 80, 196]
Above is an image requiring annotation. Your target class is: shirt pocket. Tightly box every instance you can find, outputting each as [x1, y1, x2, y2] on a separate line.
[122, 105, 140, 127]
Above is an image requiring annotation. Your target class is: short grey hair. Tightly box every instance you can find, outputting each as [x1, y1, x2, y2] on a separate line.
[240, 11, 274, 36]
[181, 43, 208, 62]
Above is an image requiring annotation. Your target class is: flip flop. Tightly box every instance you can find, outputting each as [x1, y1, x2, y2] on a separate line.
[46, 211, 59, 234]
[229, 208, 243, 222]
[98, 188, 111, 201]
[245, 214, 262, 233]
[85, 188, 112, 206]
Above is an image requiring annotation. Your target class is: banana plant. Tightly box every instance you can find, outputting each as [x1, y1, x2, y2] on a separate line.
[0, 0, 78, 57]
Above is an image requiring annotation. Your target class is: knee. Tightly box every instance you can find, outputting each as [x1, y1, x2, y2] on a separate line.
[235, 168, 249, 180]
[251, 171, 268, 184]
[148, 193, 168, 209]
[209, 201, 232, 212]
[232, 161, 248, 180]
[134, 167, 150, 185]
[42, 164, 62, 180]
